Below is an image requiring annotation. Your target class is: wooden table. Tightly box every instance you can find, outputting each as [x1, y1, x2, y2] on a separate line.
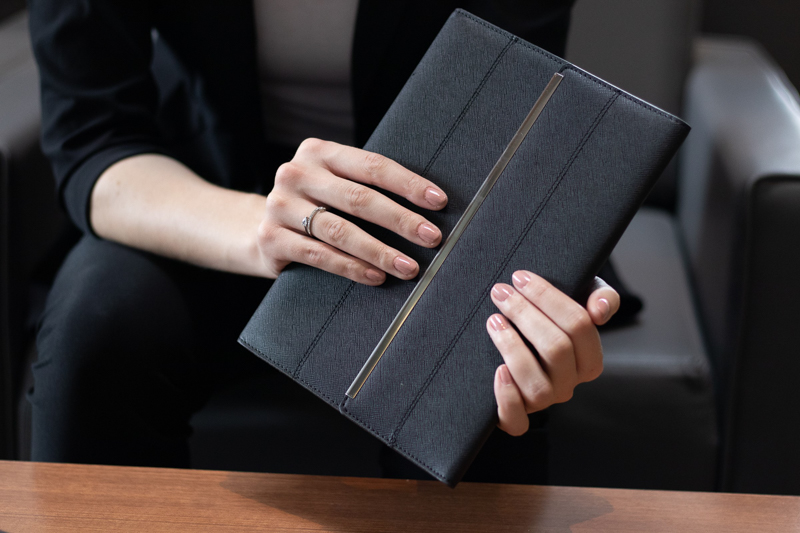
[1, 460, 798, 532]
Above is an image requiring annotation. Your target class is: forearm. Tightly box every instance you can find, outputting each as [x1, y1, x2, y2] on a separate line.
[90, 154, 269, 277]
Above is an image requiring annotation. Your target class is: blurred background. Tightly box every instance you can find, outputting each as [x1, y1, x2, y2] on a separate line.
[1, 0, 798, 496]
[2, 0, 796, 87]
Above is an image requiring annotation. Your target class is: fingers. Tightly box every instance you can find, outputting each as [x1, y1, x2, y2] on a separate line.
[509, 272, 603, 383]
[264, 138, 449, 284]
[486, 312, 555, 415]
[490, 284, 578, 401]
[287, 162, 443, 248]
[258, 224, 387, 286]
[488, 271, 608, 428]
[295, 139, 448, 211]
[493, 364, 529, 436]
[283, 197, 420, 280]
[586, 276, 621, 326]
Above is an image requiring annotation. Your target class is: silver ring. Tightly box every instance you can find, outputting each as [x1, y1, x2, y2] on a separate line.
[302, 206, 327, 238]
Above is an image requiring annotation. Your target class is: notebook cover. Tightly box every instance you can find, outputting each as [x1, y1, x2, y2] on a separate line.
[239, 9, 690, 486]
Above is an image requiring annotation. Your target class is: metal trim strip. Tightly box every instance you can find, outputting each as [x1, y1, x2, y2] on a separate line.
[346, 72, 565, 399]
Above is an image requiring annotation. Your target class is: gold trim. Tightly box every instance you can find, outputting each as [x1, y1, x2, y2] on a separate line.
[345, 72, 565, 399]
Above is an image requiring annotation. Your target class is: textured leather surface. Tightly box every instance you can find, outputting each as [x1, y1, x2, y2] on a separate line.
[565, 0, 700, 210]
[680, 37, 800, 494]
[239, 10, 689, 486]
[548, 207, 716, 490]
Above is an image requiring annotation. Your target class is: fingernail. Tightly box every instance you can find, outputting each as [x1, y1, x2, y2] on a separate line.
[393, 256, 417, 276]
[489, 314, 508, 331]
[491, 284, 514, 302]
[512, 271, 531, 288]
[598, 298, 610, 321]
[499, 365, 513, 385]
[424, 187, 446, 208]
[365, 269, 384, 283]
[417, 222, 440, 245]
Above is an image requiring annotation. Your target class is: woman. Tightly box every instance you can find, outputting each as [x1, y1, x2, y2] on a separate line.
[28, 0, 619, 478]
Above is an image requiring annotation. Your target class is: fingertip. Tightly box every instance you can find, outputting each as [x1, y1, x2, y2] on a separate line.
[498, 363, 513, 385]
[487, 313, 509, 333]
[588, 278, 620, 325]
[423, 187, 448, 210]
[364, 268, 386, 286]
[596, 297, 611, 324]
[490, 283, 515, 303]
[499, 421, 529, 437]
[494, 365, 529, 437]
[416, 222, 442, 247]
[393, 256, 419, 279]
[493, 364, 516, 393]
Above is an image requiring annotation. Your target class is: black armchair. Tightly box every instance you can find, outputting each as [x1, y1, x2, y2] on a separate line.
[551, 0, 800, 495]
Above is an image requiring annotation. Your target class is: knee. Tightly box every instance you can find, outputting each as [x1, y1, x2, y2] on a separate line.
[32, 238, 193, 399]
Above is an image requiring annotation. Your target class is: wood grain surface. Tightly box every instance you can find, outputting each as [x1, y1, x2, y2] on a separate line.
[1, 460, 798, 532]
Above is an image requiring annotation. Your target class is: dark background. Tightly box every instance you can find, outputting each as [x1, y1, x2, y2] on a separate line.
[0, 0, 22, 23]
[1, 0, 799, 89]
[702, 0, 800, 88]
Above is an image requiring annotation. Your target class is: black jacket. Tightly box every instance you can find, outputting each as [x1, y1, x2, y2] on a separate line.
[29, 0, 573, 234]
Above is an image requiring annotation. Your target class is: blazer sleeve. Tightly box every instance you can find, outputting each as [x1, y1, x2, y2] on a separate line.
[29, 0, 170, 234]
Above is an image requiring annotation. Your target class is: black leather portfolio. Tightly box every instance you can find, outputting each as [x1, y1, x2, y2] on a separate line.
[239, 9, 690, 486]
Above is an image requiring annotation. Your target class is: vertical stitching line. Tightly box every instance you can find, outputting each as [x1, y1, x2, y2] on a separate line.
[293, 281, 357, 378]
[388, 92, 620, 446]
[421, 36, 516, 178]
[456, 10, 682, 123]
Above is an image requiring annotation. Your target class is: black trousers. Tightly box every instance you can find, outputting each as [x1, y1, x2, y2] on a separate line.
[31, 234, 547, 483]
[30, 235, 274, 467]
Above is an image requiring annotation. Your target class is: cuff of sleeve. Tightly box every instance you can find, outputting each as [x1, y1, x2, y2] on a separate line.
[62, 143, 171, 235]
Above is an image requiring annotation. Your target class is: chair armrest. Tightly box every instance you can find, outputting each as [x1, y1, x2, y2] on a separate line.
[0, 11, 65, 459]
[679, 36, 800, 494]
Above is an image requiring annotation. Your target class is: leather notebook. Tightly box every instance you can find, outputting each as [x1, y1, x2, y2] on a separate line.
[239, 9, 690, 486]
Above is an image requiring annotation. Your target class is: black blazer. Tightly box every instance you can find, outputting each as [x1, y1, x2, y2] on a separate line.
[29, 0, 573, 234]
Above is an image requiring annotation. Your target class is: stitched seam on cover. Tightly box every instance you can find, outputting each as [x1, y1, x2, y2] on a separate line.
[455, 10, 682, 124]
[293, 281, 357, 378]
[240, 338, 340, 407]
[340, 404, 449, 482]
[561, 65, 680, 122]
[243, 336, 445, 479]
[420, 35, 515, 178]
[388, 93, 621, 447]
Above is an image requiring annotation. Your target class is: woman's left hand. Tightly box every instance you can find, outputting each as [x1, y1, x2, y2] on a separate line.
[487, 271, 620, 436]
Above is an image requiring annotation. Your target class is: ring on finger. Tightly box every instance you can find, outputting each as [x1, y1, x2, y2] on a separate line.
[302, 206, 327, 238]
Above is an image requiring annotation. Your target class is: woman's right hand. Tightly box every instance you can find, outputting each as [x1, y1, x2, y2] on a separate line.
[257, 138, 449, 285]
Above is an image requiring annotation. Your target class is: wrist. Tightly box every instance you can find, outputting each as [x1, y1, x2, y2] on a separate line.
[223, 191, 271, 278]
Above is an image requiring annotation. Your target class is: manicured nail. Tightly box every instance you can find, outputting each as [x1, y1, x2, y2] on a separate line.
[365, 269, 384, 283]
[417, 222, 440, 245]
[489, 314, 508, 331]
[512, 271, 531, 288]
[424, 187, 447, 208]
[393, 256, 417, 276]
[491, 284, 514, 302]
[499, 365, 513, 385]
[598, 298, 610, 321]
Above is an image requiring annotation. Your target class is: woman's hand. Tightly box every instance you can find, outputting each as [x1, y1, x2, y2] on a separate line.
[257, 138, 448, 285]
[488, 272, 620, 436]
